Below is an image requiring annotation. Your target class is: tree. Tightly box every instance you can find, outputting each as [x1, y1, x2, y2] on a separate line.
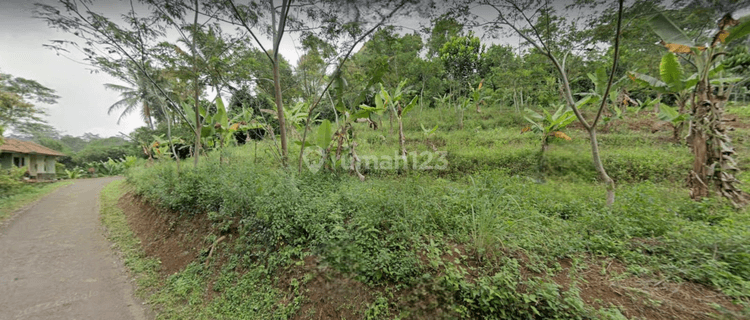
[297, 34, 335, 103]
[426, 16, 463, 58]
[0, 72, 59, 136]
[469, 0, 625, 206]
[439, 32, 484, 98]
[222, 0, 297, 164]
[36, 0, 197, 167]
[629, 53, 700, 142]
[104, 63, 169, 129]
[649, 11, 750, 207]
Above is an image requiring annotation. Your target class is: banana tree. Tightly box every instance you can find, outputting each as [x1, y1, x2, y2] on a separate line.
[261, 101, 310, 140]
[470, 79, 488, 113]
[379, 80, 412, 136]
[379, 81, 417, 158]
[522, 104, 575, 153]
[197, 96, 260, 163]
[149, 134, 184, 161]
[649, 11, 750, 206]
[302, 102, 386, 180]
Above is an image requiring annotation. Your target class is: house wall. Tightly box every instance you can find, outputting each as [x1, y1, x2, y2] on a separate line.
[30, 154, 37, 176]
[0, 152, 11, 169]
[45, 157, 56, 174]
[34, 155, 45, 174]
[0, 153, 57, 179]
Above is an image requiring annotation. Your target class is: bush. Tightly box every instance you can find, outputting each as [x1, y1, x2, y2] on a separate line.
[0, 167, 27, 197]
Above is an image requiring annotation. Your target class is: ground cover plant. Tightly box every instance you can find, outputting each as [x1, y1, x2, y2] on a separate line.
[0, 180, 73, 222]
[112, 103, 750, 319]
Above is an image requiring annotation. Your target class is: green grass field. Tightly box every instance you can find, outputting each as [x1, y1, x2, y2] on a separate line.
[114, 105, 750, 319]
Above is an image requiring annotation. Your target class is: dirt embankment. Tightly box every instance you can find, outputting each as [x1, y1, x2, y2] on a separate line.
[120, 192, 747, 320]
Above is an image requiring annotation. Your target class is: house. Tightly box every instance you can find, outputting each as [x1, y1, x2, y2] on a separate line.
[0, 138, 66, 180]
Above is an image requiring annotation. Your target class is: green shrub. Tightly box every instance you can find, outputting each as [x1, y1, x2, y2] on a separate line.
[0, 167, 26, 197]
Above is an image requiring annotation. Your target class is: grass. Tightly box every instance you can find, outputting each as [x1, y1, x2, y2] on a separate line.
[0, 181, 73, 222]
[100, 180, 161, 292]
[115, 105, 750, 319]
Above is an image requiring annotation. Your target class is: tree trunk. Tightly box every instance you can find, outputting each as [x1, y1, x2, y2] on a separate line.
[270, 1, 287, 164]
[144, 101, 154, 130]
[673, 97, 686, 144]
[164, 104, 179, 172]
[398, 115, 406, 158]
[686, 78, 749, 206]
[272, 63, 288, 163]
[654, 93, 661, 114]
[192, 0, 201, 168]
[389, 109, 394, 136]
[588, 128, 615, 206]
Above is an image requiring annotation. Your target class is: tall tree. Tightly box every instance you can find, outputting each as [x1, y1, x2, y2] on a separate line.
[649, 10, 750, 207]
[439, 32, 484, 96]
[104, 63, 169, 129]
[223, 0, 295, 164]
[426, 16, 463, 58]
[36, 0, 196, 166]
[0, 72, 59, 136]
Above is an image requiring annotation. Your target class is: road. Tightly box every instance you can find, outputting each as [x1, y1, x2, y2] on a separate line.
[0, 177, 149, 320]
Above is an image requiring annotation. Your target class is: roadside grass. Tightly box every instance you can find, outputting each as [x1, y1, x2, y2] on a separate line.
[0, 181, 73, 222]
[99, 180, 161, 292]
[100, 179, 297, 319]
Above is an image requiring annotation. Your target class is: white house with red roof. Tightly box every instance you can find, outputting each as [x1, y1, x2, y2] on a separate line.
[0, 138, 66, 180]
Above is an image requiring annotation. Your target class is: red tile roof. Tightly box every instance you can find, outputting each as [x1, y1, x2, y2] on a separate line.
[0, 138, 67, 157]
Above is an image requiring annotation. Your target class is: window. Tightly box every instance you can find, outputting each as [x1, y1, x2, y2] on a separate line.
[13, 157, 25, 167]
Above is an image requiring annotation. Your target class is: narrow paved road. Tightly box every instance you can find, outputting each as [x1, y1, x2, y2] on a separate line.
[0, 177, 149, 320]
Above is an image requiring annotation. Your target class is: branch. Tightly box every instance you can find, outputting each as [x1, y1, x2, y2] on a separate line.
[226, 0, 274, 64]
[273, 0, 292, 60]
[592, 0, 623, 128]
[71, 1, 196, 131]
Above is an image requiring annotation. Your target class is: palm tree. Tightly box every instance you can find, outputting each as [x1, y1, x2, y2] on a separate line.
[104, 66, 168, 129]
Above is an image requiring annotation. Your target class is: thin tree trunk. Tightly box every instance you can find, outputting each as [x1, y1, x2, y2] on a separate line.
[327, 91, 339, 126]
[270, 0, 288, 164]
[192, 0, 201, 167]
[588, 128, 615, 205]
[389, 109, 394, 135]
[654, 93, 661, 114]
[144, 102, 154, 130]
[459, 109, 464, 129]
[398, 114, 406, 158]
[166, 105, 180, 172]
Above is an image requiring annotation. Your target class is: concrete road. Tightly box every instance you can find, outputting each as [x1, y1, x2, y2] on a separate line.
[0, 177, 149, 320]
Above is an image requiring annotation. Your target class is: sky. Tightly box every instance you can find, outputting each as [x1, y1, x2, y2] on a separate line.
[1, 0, 141, 138]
